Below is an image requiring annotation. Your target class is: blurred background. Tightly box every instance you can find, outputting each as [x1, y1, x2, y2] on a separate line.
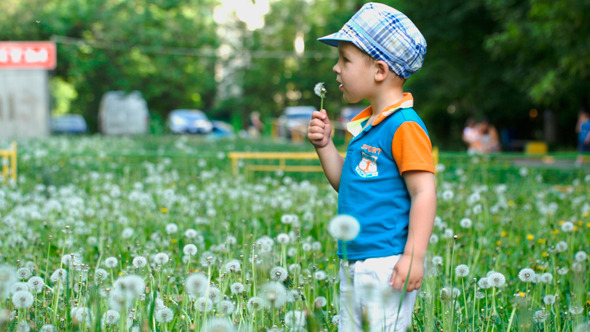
[1, 0, 589, 151]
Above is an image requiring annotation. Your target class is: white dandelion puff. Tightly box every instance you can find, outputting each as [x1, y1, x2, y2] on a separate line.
[518, 268, 535, 282]
[247, 296, 264, 312]
[432, 256, 443, 266]
[132, 256, 147, 269]
[27, 276, 45, 293]
[478, 277, 491, 289]
[455, 264, 470, 277]
[540, 272, 553, 284]
[50, 268, 67, 284]
[202, 317, 235, 332]
[224, 260, 241, 273]
[328, 215, 360, 241]
[165, 223, 178, 234]
[183, 244, 198, 257]
[16, 267, 32, 281]
[314, 296, 327, 308]
[12, 289, 34, 308]
[153, 252, 169, 265]
[195, 297, 214, 312]
[185, 273, 208, 296]
[489, 272, 506, 288]
[94, 268, 109, 282]
[285, 310, 307, 328]
[561, 221, 574, 232]
[555, 241, 568, 253]
[155, 307, 174, 323]
[574, 251, 587, 262]
[102, 310, 120, 326]
[543, 294, 556, 305]
[261, 281, 287, 308]
[104, 257, 118, 269]
[459, 218, 473, 229]
[230, 282, 245, 294]
[218, 300, 235, 315]
[270, 266, 288, 282]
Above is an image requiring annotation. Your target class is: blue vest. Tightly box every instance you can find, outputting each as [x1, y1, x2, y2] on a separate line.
[337, 107, 429, 260]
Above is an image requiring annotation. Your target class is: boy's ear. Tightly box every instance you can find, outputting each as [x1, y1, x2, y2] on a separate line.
[374, 60, 390, 82]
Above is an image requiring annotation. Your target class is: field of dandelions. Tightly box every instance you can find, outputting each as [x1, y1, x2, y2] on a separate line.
[0, 136, 588, 332]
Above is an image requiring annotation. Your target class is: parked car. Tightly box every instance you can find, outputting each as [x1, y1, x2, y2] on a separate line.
[50, 114, 88, 134]
[168, 109, 213, 134]
[276, 106, 316, 139]
[211, 120, 235, 138]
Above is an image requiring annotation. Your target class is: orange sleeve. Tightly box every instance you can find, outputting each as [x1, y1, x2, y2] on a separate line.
[392, 121, 435, 174]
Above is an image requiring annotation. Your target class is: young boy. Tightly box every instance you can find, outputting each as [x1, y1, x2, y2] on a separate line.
[307, 3, 436, 331]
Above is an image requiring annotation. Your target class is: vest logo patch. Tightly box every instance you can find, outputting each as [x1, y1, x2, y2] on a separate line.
[355, 151, 379, 178]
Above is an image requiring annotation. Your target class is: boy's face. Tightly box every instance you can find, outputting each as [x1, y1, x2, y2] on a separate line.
[333, 42, 375, 104]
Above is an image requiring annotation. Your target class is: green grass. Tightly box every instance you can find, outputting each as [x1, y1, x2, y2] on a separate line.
[0, 136, 588, 331]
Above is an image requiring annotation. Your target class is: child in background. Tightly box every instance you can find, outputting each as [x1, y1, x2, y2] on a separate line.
[576, 110, 590, 166]
[307, 3, 436, 331]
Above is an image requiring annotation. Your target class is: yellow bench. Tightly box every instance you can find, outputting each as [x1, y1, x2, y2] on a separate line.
[227, 151, 346, 176]
[0, 142, 17, 184]
[228, 148, 439, 176]
[525, 141, 548, 154]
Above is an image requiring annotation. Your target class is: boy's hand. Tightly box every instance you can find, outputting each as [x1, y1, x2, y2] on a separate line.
[389, 254, 424, 292]
[307, 109, 332, 148]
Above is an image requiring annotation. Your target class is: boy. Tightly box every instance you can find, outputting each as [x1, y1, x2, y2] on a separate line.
[307, 3, 436, 331]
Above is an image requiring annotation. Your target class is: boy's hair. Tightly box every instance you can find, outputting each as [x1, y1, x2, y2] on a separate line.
[318, 2, 426, 79]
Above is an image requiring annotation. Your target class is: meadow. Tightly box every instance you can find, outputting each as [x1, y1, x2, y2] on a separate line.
[0, 136, 588, 331]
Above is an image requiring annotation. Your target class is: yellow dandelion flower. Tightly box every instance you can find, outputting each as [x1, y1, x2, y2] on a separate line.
[519, 292, 525, 298]
[508, 200, 515, 207]
[552, 229, 559, 235]
[526, 234, 534, 241]
[541, 252, 548, 257]
[501, 231, 508, 237]
[537, 238, 546, 244]
[558, 220, 565, 226]
[496, 240, 502, 246]
[171, 239, 178, 244]
[573, 226, 578, 232]
[583, 212, 589, 217]
[161, 208, 168, 213]
[587, 222, 590, 228]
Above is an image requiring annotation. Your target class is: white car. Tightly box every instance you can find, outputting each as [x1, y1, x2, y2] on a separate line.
[168, 109, 213, 134]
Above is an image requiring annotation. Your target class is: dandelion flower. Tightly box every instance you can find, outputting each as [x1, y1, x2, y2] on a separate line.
[155, 307, 174, 323]
[478, 277, 491, 289]
[247, 297, 264, 312]
[39, 325, 56, 332]
[543, 294, 556, 305]
[571, 262, 583, 273]
[261, 281, 287, 308]
[95, 268, 109, 282]
[104, 257, 118, 269]
[12, 289, 34, 308]
[183, 244, 198, 257]
[199, 251, 217, 267]
[195, 297, 213, 312]
[185, 273, 208, 296]
[50, 268, 67, 284]
[561, 221, 574, 232]
[432, 256, 443, 266]
[153, 252, 169, 265]
[230, 282, 245, 294]
[270, 266, 288, 282]
[315, 270, 327, 281]
[518, 268, 535, 282]
[557, 267, 568, 275]
[102, 310, 120, 326]
[489, 272, 506, 288]
[224, 260, 241, 273]
[202, 318, 235, 332]
[533, 309, 547, 323]
[539, 272, 553, 284]
[285, 310, 307, 328]
[574, 251, 587, 262]
[27, 276, 45, 293]
[314, 296, 327, 308]
[314, 82, 327, 110]
[429, 234, 439, 244]
[16, 267, 32, 281]
[555, 241, 568, 252]
[132, 256, 147, 269]
[218, 300, 235, 315]
[455, 264, 470, 277]
[277, 233, 290, 244]
[328, 215, 360, 241]
[331, 314, 340, 326]
[459, 218, 472, 229]
[165, 223, 178, 234]
[568, 305, 583, 315]
[287, 289, 302, 302]
[121, 227, 134, 239]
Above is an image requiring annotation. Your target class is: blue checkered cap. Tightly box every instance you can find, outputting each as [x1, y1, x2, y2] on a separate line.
[318, 3, 426, 79]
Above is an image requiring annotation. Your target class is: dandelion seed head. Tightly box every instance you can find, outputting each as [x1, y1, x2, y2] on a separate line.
[195, 297, 213, 312]
[12, 289, 34, 308]
[314, 296, 327, 308]
[270, 266, 288, 282]
[574, 251, 587, 262]
[459, 218, 473, 229]
[16, 267, 32, 281]
[121, 227, 134, 239]
[328, 214, 360, 241]
[557, 267, 569, 275]
[50, 268, 67, 284]
[572, 262, 583, 273]
[533, 309, 547, 323]
[489, 272, 506, 288]
[247, 296, 264, 312]
[230, 282, 245, 294]
[27, 276, 44, 293]
[561, 221, 574, 232]
[555, 241, 568, 252]
[102, 310, 120, 326]
[104, 257, 118, 269]
[185, 273, 208, 296]
[429, 234, 439, 244]
[218, 300, 235, 315]
[518, 268, 535, 282]
[432, 256, 443, 266]
[568, 305, 583, 315]
[183, 244, 198, 257]
[478, 277, 491, 289]
[285, 310, 307, 328]
[224, 259, 241, 273]
[277, 233, 290, 244]
[315, 270, 327, 281]
[95, 268, 109, 281]
[155, 307, 174, 323]
[455, 264, 470, 277]
[314, 82, 327, 98]
[540, 272, 553, 284]
[261, 281, 287, 308]
[153, 252, 169, 265]
[132, 256, 147, 269]
[543, 294, 556, 305]
[202, 317, 235, 332]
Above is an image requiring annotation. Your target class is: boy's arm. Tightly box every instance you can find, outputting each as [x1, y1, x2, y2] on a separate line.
[390, 170, 436, 291]
[307, 109, 344, 191]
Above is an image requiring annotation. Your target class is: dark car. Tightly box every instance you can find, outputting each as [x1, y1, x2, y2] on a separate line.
[168, 109, 213, 134]
[50, 114, 88, 134]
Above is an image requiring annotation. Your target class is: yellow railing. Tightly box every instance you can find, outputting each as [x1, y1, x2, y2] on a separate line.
[0, 142, 17, 184]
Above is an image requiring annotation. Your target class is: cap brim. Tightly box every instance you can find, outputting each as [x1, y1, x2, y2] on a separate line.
[317, 31, 353, 47]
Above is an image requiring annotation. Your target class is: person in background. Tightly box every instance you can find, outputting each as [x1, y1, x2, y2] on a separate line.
[576, 110, 590, 166]
[248, 111, 264, 137]
[478, 119, 501, 153]
[462, 117, 481, 153]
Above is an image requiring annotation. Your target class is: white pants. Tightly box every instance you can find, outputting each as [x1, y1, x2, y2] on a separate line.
[339, 255, 418, 332]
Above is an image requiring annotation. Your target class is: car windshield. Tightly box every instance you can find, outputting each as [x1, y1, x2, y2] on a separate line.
[175, 112, 206, 120]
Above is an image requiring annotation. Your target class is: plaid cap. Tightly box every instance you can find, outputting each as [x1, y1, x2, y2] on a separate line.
[318, 2, 426, 79]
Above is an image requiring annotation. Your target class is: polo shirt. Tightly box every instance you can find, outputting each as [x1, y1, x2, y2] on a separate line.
[337, 93, 434, 260]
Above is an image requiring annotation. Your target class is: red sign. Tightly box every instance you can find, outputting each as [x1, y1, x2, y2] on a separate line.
[0, 41, 56, 69]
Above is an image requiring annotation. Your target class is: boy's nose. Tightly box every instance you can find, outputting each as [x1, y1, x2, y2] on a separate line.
[332, 63, 340, 74]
